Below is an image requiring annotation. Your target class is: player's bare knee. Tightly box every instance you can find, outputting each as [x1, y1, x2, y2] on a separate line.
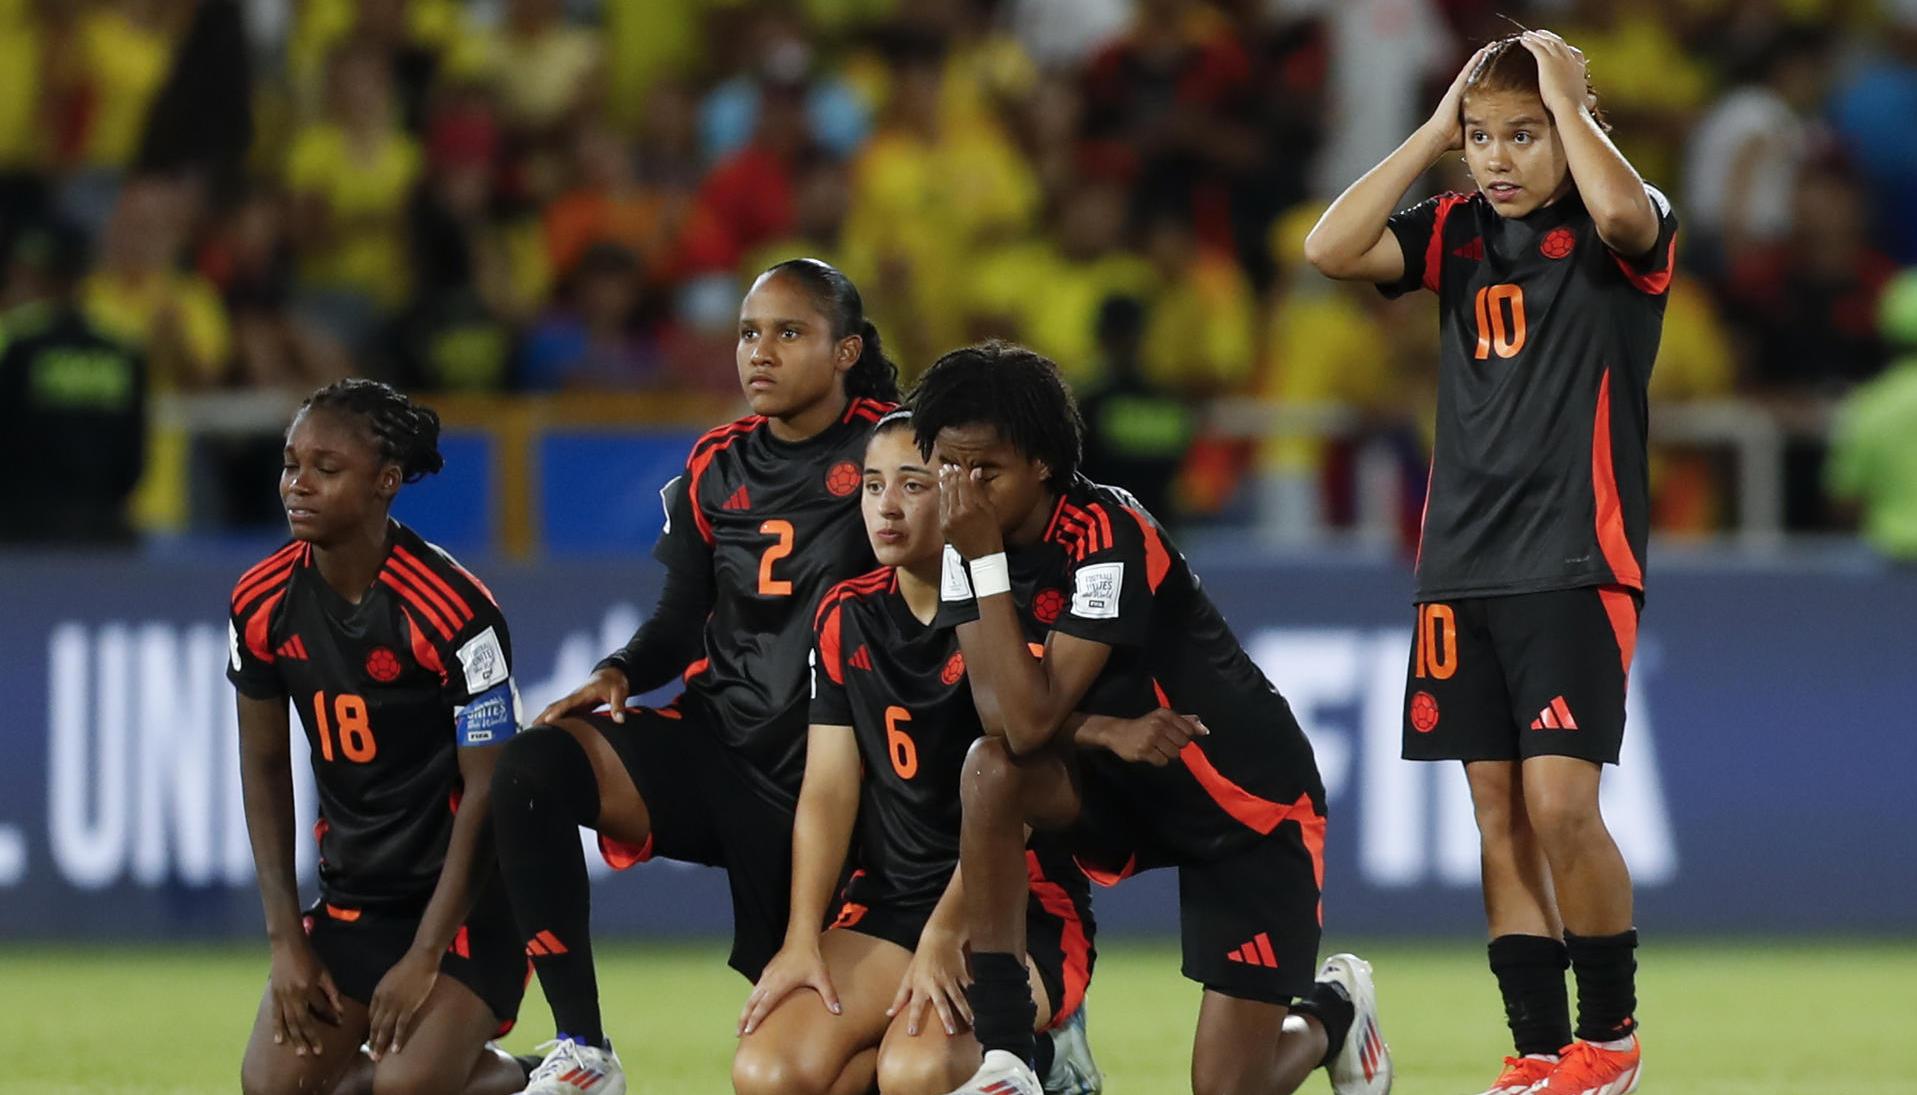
[1525, 789, 1605, 852]
[238, 1058, 327, 1095]
[874, 1040, 969, 1095]
[730, 1041, 837, 1095]
[960, 736, 1021, 813]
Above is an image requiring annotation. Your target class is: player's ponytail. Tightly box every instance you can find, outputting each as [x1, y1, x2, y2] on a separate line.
[847, 318, 900, 403]
[761, 257, 901, 404]
[299, 378, 445, 483]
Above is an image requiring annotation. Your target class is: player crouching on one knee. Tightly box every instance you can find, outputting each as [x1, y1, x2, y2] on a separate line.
[731, 410, 1104, 1095]
[912, 342, 1390, 1095]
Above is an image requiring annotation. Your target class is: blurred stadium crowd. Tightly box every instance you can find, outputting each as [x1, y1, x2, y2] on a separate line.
[3, 0, 1917, 557]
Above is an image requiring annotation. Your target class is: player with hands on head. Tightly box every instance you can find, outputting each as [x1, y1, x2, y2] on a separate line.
[731, 409, 1104, 1095]
[489, 258, 899, 1095]
[1307, 30, 1674, 1095]
[230, 379, 527, 1095]
[918, 342, 1390, 1095]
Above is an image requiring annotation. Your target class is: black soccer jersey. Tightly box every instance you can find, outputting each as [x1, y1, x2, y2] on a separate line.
[942, 479, 1326, 863]
[227, 522, 519, 908]
[1381, 183, 1679, 601]
[810, 567, 988, 909]
[651, 397, 895, 805]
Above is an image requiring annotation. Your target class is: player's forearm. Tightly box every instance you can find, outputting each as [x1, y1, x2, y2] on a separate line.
[785, 782, 859, 946]
[407, 783, 492, 959]
[1305, 126, 1451, 278]
[238, 740, 304, 943]
[922, 865, 966, 940]
[1555, 106, 1657, 255]
[956, 596, 1068, 755]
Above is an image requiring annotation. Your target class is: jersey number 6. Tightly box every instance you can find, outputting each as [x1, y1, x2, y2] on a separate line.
[1473, 283, 1527, 360]
[885, 705, 918, 780]
[758, 519, 795, 596]
[312, 690, 377, 763]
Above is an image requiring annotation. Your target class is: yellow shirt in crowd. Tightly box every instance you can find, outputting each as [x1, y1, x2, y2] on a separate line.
[79, 5, 177, 169]
[286, 122, 424, 308]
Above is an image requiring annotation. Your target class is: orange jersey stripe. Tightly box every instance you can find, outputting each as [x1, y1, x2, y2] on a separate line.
[404, 608, 449, 680]
[384, 557, 468, 632]
[1591, 370, 1643, 590]
[1026, 851, 1093, 1028]
[1598, 586, 1639, 680]
[232, 558, 298, 614]
[382, 573, 454, 639]
[391, 546, 474, 623]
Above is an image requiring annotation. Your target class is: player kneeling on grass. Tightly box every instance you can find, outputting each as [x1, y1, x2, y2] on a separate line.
[1306, 31, 1672, 1095]
[232, 380, 527, 1095]
[733, 410, 1102, 1095]
[913, 343, 1390, 1095]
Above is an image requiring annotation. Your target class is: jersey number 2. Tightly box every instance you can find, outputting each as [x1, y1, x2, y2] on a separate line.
[1473, 283, 1527, 360]
[758, 519, 794, 596]
[885, 705, 918, 780]
[313, 690, 377, 763]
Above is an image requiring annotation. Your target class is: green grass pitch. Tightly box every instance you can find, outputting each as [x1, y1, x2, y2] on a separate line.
[3, 937, 1912, 1093]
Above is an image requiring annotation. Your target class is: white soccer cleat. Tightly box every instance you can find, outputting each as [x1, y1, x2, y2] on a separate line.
[947, 1048, 1045, 1095]
[1043, 1004, 1103, 1095]
[1318, 953, 1392, 1094]
[523, 1036, 626, 1094]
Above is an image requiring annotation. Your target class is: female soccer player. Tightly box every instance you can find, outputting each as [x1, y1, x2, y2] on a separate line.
[231, 379, 526, 1095]
[1306, 31, 1674, 1095]
[731, 410, 1100, 1095]
[492, 259, 900, 1095]
[917, 342, 1387, 1095]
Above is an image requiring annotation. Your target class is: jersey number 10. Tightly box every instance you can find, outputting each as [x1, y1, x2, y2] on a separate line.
[312, 690, 378, 763]
[1473, 284, 1527, 360]
[1412, 604, 1458, 680]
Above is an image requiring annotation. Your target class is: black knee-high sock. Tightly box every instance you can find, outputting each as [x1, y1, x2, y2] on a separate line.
[1488, 934, 1572, 1057]
[491, 727, 606, 1047]
[1291, 980, 1358, 1066]
[1565, 929, 1638, 1042]
[967, 952, 1037, 1069]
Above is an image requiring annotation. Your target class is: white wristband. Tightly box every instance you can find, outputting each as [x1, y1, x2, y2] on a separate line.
[969, 552, 1011, 598]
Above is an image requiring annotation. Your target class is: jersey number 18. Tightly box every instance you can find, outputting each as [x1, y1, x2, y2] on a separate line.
[312, 690, 378, 763]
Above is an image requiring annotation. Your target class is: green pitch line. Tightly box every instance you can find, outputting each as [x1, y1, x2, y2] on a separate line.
[2, 937, 1912, 1093]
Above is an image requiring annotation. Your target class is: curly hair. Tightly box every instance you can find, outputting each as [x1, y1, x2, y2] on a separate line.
[908, 341, 1082, 487]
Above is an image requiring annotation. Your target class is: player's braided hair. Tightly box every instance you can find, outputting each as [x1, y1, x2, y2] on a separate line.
[1466, 34, 1612, 133]
[761, 257, 902, 403]
[298, 378, 445, 483]
[908, 340, 1082, 488]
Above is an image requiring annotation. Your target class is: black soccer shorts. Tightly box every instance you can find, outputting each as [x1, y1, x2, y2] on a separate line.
[1401, 584, 1641, 765]
[303, 875, 526, 1037]
[831, 845, 1096, 1029]
[584, 699, 797, 981]
[1069, 754, 1325, 1006]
